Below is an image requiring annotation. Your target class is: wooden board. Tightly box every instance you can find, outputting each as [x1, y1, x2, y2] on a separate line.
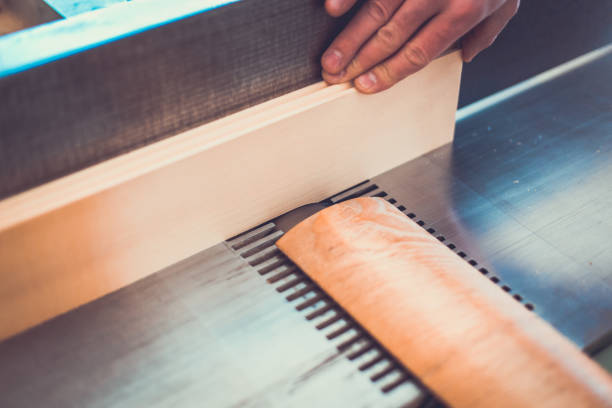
[0, 51, 462, 341]
[277, 197, 612, 408]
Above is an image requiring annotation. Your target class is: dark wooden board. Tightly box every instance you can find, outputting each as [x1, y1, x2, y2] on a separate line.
[0, 0, 357, 199]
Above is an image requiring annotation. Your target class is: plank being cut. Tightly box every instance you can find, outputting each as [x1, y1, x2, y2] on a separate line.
[276, 197, 612, 408]
[0, 51, 462, 340]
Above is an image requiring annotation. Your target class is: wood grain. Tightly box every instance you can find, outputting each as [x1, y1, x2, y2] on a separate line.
[0, 51, 462, 341]
[277, 197, 612, 408]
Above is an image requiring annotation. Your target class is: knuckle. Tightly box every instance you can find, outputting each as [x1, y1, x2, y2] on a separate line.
[376, 63, 396, 85]
[451, 0, 483, 23]
[396, 3, 429, 26]
[376, 23, 401, 51]
[365, 0, 391, 23]
[431, 24, 454, 43]
[401, 43, 430, 70]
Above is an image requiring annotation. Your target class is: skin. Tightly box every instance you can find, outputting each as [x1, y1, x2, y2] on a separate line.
[321, 0, 520, 93]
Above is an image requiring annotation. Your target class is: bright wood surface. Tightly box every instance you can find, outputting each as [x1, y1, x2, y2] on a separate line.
[277, 197, 612, 408]
[0, 51, 462, 340]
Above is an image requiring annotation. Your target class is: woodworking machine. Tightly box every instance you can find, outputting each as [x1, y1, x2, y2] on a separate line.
[1, 1, 611, 407]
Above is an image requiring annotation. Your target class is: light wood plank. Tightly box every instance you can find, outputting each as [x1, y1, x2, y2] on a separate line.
[0, 51, 462, 340]
[277, 197, 612, 408]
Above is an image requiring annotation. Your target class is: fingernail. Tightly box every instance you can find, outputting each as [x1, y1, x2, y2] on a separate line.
[323, 49, 343, 72]
[356, 72, 377, 90]
[323, 69, 346, 83]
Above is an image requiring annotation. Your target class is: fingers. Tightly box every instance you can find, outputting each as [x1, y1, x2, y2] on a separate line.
[321, 0, 404, 74]
[323, 0, 441, 84]
[462, 0, 519, 62]
[325, 0, 359, 17]
[323, 0, 514, 93]
[353, 3, 493, 93]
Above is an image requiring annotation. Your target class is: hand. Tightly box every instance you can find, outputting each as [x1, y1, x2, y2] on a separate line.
[321, 0, 519, 93]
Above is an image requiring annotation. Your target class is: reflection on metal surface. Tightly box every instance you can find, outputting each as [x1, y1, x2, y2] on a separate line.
[456, 43, 612, 121]
[374, 51, 612, 351]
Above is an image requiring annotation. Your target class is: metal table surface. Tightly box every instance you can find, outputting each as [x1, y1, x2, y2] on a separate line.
[0, 52, 610, 407]
[376, 50, 612, 352]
